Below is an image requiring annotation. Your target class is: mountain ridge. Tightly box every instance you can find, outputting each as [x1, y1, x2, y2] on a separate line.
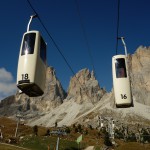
[0, 46, 150, 128]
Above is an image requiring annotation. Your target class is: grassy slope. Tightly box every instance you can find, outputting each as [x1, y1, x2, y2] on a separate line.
[116, 142, 150, 150]
[0, 143, 30, 150]
[19, 136, 80, 150]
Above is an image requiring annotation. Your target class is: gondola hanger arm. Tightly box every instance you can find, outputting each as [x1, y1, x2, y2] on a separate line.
[27, 14, 38, 32]
[118, 37, 128, 57]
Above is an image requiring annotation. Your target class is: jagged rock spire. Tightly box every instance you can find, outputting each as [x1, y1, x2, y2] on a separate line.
[67, 68, 106, 104]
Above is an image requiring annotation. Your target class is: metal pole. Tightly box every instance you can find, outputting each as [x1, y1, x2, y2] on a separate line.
[15, 118, 20, 137]
[56, 137, 59, 150]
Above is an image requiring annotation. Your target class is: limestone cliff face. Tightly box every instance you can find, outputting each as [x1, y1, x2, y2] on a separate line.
[67, 69, 106, 104]
[130, 46, 150, 105]
[32, 67, 66, 111]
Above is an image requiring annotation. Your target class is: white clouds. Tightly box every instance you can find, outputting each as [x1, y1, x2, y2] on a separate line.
[0, 68, 17, 100]
[0, 68, 13, 82]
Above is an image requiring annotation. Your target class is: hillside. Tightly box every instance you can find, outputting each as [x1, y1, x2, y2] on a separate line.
[1, 117, 150, 150]
[0, 117, 104, 149]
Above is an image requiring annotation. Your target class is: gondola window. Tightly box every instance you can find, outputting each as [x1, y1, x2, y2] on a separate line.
[21, 33, 36, 55]
[115, 58, 127, 78]
[40, 36, 46, 64]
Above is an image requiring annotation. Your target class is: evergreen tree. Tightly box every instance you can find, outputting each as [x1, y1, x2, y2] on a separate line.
[45, 129, 50, 136]
[55, 121, 58, 128]
[142, 129, 150, 143]
[33, 125, 38, 136]
[104, 131, 112, 146]
[65, 127, 71, 134]
[77, 124, 82, 133]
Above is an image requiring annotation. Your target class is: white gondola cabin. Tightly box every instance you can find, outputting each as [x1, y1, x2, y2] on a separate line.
[112, 54, 132, 108]
[17, 30, 46, 97]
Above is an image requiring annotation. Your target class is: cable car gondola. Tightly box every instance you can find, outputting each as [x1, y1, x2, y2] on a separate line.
[112, 37, 133, 108]
[17, 15, 47, 97]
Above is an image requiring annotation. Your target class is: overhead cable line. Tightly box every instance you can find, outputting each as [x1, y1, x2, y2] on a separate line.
[74, 0, 97, 78]
[27, 0, 96, 106]
[115, 0, 120, 55]
[74, 0, 103, 106]
[26, 0, 77, 78]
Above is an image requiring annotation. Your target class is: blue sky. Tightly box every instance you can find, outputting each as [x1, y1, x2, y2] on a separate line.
[0, 0, 149, 100]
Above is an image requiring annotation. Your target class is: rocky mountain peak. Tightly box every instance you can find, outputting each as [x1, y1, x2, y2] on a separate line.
[46, 66, 56, 82]
[44, 66, 66, 100]
[31, 66, 67, 111]
[129, 46, 150, 105]
[131, 46, 150, 73]
[67, 68, 106, 104]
